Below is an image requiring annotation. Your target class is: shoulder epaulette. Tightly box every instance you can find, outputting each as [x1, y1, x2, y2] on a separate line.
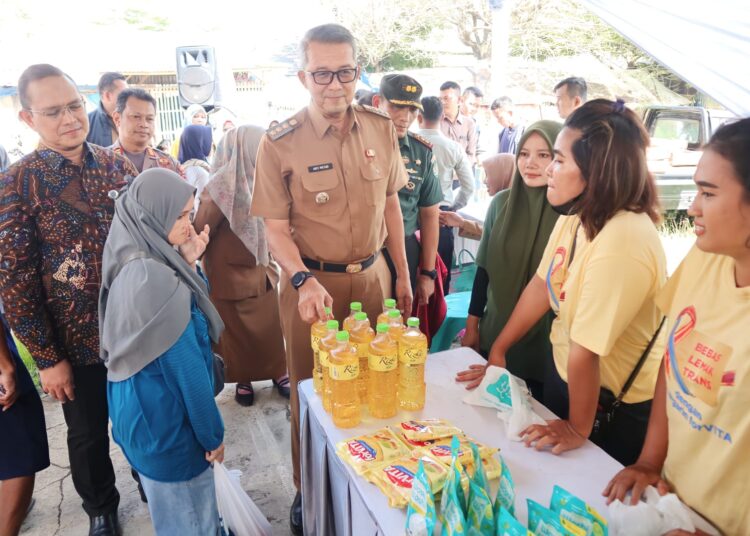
[408, 131, 433, 150]
[267, 116, 302, 141]
[354, 104, 391, 120]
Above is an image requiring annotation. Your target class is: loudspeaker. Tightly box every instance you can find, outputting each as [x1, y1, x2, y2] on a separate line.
[176, 46, 218, 109]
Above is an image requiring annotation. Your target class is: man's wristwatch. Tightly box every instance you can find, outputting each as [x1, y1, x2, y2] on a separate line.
[291, 271, 315, 289]
[419, 268, 438, 280]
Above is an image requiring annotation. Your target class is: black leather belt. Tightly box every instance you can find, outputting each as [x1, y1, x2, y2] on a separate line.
[302, 253, 378, 274]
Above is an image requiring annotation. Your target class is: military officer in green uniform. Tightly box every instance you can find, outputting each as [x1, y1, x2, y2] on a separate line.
[374, 74, 443, 308]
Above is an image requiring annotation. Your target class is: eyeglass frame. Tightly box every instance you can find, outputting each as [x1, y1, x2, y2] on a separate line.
[24, 96, 87, 120]
[305, 67, 359, 86]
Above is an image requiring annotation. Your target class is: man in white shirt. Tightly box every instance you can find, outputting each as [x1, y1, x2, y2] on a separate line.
[417, 96, 474, 292]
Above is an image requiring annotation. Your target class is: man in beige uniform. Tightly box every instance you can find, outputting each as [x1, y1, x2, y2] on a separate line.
[250, 23, 412, 535]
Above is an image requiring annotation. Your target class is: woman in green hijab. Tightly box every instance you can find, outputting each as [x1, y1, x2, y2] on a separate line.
[461, 120, 563, 400]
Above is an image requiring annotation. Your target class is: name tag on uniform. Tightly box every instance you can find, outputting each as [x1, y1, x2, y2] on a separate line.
[308, 163, 334, 173]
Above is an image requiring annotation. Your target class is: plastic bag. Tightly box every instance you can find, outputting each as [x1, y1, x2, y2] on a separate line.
[608, 486, 720, 536]
[495, 506, 533, 536]
[462, 366, 545, 440]
[213, 462, 272, 536]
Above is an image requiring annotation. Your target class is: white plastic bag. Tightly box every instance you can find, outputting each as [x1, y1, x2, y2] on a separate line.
[608, 486, 720, 536]
[214, 462, 272, 536]
[462, 366, 545, 440]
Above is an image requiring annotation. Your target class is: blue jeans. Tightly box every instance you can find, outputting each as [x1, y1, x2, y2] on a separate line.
[139, 466, 220, 536]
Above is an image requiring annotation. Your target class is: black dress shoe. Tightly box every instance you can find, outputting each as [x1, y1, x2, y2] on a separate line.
[290, 491, 303, 535]
[89, 510, 121, 536]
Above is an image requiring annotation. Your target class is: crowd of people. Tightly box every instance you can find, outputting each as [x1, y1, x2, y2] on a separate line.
[0, 21, 747, 536]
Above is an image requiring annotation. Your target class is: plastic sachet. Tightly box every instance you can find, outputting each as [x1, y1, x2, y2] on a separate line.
[462, 366, 545, 440]
[527, 499, 586, 536]
[409, 434, 498, 468]
[550, 485, 608, 536]
[401, 419, 464, 442]
[336, 427, 410, 475]
[406, 459, 438, 536]
[440, 435, 469, 535]
[466, 442, 494, 536]
[495, 506, 533, 536]
[367, 453, 449, 508]
[607, 485, 720, 536]
[493, 456, 516, 517]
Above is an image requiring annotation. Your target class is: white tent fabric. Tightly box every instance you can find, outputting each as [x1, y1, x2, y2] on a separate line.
[579, 0, 750, 116]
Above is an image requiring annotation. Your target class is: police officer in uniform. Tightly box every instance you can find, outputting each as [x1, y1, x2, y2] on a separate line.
[373, 74, 443, 307]
[250, 24, 412, 535]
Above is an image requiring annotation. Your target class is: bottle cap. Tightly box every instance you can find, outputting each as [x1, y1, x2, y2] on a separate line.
[387, 309, 401, 319]
[324, 306, 332, 315]
[354, 312, 368, 321]
[407, 317, 420, 327]
[376, 323, 389, 333]
[349, 301, 362, 311]
[326, 319, 339, 330]
[336, 330, 349, 341]
[384, 298, 397, 308]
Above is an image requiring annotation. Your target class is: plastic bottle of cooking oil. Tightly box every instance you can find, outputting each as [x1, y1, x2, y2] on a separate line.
[329, 331, 361, 428]
[398, 317, 428, 411]
[376, 298, 399, 327]
[342, 301, 363, 332]
[367, 323, 399, 419]
[319, 319, 339, 412]
[349, 312, 374, 402]
[310, 307, 332, 394]
[386, 308, 405, 337]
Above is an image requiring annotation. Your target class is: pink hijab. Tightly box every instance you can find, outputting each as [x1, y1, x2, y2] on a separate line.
[482, 154, 515, 195]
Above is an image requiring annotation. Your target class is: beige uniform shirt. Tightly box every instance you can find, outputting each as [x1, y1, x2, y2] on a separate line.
[251, 104, 408, 264]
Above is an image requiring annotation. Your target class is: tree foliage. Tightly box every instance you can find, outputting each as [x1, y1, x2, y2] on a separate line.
[323, 0, 438, 71]
[444, 0, 492, 60]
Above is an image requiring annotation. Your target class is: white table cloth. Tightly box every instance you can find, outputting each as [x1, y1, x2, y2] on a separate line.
[299, 347, 622, 536]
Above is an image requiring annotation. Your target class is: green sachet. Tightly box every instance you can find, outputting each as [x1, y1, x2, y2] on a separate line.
[527, 499, 586, 536]
[495, 506, 533, 536]
[406, 459, 438, 536]
[549, 485, 608, 536]
[467, 443, 493, 535]
[492, 456, 516, 518]
[440, 436, 468, 536]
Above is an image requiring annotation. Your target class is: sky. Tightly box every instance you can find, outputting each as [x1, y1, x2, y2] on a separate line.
[0, 0, 333, 84]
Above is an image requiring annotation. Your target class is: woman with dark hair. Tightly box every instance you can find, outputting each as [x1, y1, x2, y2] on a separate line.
[458, 99, 667, 465]
[604, 118, 750, 535]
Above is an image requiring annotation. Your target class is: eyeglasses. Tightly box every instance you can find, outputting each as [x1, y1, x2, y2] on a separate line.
[26, 97, 86, 120]
[306, 68, 358, 86]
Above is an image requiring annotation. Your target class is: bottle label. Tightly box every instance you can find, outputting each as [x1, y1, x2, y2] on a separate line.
[399, 347, 427, 365]
[351, 341, 369, 358]
[369, 352, 398, 372]
[311, 335, 321, 352]
[319, 350, 329, 367]
[329, 362, 359, 380]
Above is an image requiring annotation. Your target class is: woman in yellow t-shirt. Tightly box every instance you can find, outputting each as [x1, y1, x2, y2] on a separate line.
[604, 118, 750, 535]
[457, 99, 667, 465]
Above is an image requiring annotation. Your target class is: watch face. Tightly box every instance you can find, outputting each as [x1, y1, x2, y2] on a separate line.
[292, 271, 310, 288]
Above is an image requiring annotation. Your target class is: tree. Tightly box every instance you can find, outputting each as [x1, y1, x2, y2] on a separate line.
[444, 0, 493, 60]
[323, 0, 439, 71]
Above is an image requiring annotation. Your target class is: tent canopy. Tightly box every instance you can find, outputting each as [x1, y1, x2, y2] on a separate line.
[579, 0, 750, 116]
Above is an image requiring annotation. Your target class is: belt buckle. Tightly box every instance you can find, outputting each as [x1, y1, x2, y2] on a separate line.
[346, 262, 363, 274]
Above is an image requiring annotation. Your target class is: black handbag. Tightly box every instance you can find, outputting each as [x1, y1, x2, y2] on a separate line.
[212, 352, 226, 397]
[590, 317, 666, 442]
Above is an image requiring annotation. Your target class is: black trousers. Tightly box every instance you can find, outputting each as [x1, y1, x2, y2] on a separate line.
[383, 234, 420, 299]
[543, 359, 651, 466]
[61, 363, 119, 516]
[437, 224, 455, 295]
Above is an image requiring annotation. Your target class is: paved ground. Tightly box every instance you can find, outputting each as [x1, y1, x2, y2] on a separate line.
[19, 381, 295, 536]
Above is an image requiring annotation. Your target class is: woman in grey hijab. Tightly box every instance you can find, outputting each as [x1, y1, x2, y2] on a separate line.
[99, 168, 225, 536]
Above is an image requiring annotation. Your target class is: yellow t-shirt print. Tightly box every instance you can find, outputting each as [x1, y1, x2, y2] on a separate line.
[666, 305, 734, 407]
[545, 245, 569, 313]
